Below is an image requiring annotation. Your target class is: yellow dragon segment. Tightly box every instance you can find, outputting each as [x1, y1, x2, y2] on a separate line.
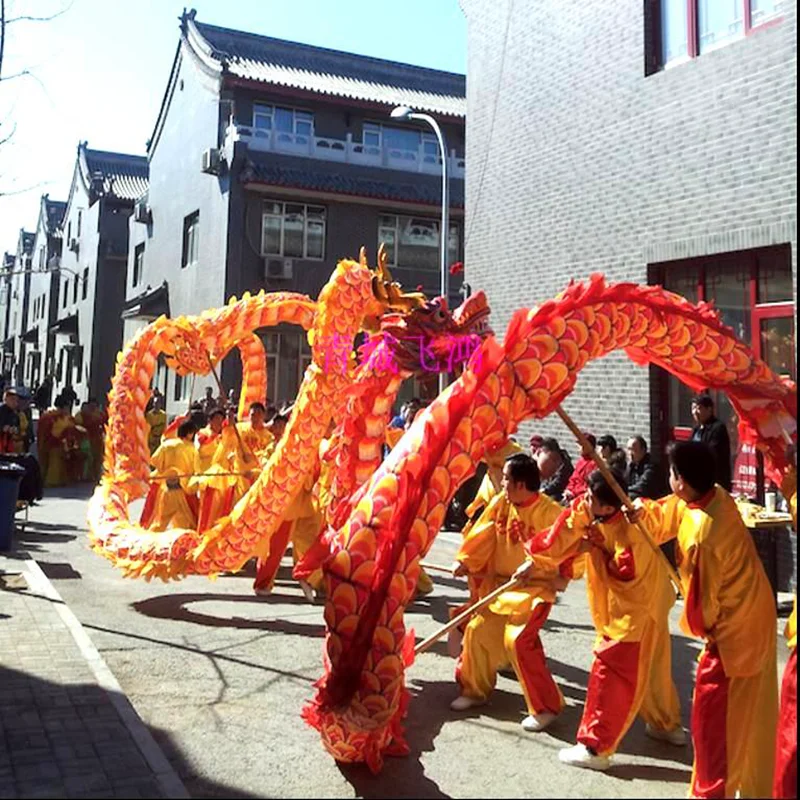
[89, 257, 394, 580]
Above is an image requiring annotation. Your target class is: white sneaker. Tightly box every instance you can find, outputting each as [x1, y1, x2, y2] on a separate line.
[645, 723, 687, 746]
[558, 743, 611, 771]
[298, 580, 315, 604]
[254, 587, 272, 597]
[521, 712, 557, 732]
[450, 695, 486, 712]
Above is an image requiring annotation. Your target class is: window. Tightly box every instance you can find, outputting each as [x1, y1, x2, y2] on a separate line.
[378, 214, 460, 271]
[133, 243, 144, 288]
[77, 209, 82, 238]
[174, 373, 184, 402]
[647, 0, 785, 71]
[361, 123, 439, 163]
[182, 211, 200, 268]
[63, 281, 68, 308]
[82, 268, 89, 300]
[73, 275, 79, 304]
[252, 104, 314, 144]
[38, 248, 45, 271]
[653, 243, 793, 434]
[261, 201, 326, 259]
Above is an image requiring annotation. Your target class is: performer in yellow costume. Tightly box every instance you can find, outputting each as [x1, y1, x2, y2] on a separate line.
[196, 408, 225, 472]
[145, 399, 167, 454]
[774, 445, 796, 800]
[639, 441, 777, 798]
[144, 420, 200, 532]
[193, 409, 227, 533]
[43, 401, 80, 487]
[541, 469, 682, 771]
[450, 453, 566, 732]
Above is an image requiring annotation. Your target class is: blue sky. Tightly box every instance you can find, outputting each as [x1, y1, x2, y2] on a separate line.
[0, 0, 466, 252]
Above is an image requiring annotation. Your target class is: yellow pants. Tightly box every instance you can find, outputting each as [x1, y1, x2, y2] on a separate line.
[690, 641, 777, 798]
[456, 601, 565, 716]
[148, 487, 197, 532]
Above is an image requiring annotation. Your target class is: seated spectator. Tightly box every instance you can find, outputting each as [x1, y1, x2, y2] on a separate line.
[535, 437, 574, 502]
[607, 449, 628, 473]
[597, 435, 618, 463]
[563, 432, 597, 504]
[625, 435, 666, 499]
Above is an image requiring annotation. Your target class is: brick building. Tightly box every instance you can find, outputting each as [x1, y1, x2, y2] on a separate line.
[124, 10, 466, 414]
[461, 0, 796, 586]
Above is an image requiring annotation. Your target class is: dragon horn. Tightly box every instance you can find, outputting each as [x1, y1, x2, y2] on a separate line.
[359, 246, 368, 267]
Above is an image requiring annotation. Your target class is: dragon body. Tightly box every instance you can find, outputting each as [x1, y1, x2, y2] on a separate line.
[302, 275, 797, 772]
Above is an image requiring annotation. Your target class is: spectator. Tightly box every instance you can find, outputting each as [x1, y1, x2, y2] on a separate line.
[690, 394, 732, 490]
[34, 377, 53, 411]
[389, 402, 407, 430]
[0, 388, 21, 454]
[563, 432, 597, 503]
[607, 449, 628, 473]
[597, 435, 618, 463]
[58, 383, 79, 413]
[625, 435, 666, 499]
[201, 386, 218, 416]
[535, 437, 574, 503]
[529, 434, 544, 458]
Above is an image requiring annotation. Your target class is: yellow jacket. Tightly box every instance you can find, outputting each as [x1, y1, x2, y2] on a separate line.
[151, 439, 198, 493]
[457, 491, 564, 614]
[642, 487, 775, 676]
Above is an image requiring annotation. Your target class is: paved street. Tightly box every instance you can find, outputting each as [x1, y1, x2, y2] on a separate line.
[7, 487, 793, 799]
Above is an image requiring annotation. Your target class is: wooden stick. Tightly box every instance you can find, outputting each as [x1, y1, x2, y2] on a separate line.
[419, 561, 457, 574]
[414, 577, 521, 655]
[205, 353, 255, 465]
[554, 405, 684, 596]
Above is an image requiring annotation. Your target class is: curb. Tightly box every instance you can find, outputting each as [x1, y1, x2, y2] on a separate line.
[21, 556, 190, 800]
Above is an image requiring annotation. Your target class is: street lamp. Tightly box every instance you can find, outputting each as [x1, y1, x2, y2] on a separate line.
[390, 105, 451, 395]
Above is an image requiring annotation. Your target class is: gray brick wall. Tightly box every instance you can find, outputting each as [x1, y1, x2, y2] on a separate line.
[460, 0, 797, 461]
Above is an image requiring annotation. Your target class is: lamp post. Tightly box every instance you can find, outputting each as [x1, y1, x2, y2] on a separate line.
[390, 105, 450, 395]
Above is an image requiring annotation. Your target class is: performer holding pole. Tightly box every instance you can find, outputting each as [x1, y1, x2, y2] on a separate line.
[513, 462, 683, 769]
[637, 440, 779, 797]
[447, 453, 575, 732]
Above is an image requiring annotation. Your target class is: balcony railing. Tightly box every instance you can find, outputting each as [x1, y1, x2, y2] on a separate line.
[225, 124, 465, 180]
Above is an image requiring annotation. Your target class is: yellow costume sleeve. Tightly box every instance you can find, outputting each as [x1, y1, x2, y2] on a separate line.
[637, 493, 686, 544]
[456, 494, 504, 574]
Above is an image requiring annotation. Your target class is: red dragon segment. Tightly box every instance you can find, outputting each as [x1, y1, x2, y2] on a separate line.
[302, 274, 796, 773]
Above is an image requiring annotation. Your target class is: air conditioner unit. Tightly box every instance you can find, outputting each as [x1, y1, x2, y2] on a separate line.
[68, 238, 79, 254]
[264, 258, 293, 280]
[134, 199, 151, 224]
[201, 148, 221, 175]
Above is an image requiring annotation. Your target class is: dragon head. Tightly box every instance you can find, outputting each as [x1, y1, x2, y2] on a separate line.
[374, 290, 492, 374]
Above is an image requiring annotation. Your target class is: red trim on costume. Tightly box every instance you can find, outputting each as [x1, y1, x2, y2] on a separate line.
[526, 505, 572, 555]
[196, 487, 218, 533]
[691, 646, 729, 799]
[774, 648, 797, 800]
[685, 552, 708, 638]
[577, 637, 640, 755]
[607, 546, 635, 581]
[689, 488, 716, 510]
[253, 520, 294, 591]
[514, 602, 562, 714]
[139, 483, 159, 528]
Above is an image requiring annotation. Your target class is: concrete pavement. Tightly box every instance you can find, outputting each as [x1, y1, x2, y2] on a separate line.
[3, 486, 794, 798]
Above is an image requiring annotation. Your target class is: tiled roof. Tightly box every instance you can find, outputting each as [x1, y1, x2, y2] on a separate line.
[241, 152, 464, 208]
[44, 198, 67, 235]
[191, 19, 466, 118]
[82, 146, 149, 202]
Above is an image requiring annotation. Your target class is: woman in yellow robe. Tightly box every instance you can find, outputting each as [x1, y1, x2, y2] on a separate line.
[43, 404, 79, 487]
[145, 404, 167, 454]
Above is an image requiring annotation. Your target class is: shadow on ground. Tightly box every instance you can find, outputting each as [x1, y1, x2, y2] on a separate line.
[1, 666, 261, 799]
